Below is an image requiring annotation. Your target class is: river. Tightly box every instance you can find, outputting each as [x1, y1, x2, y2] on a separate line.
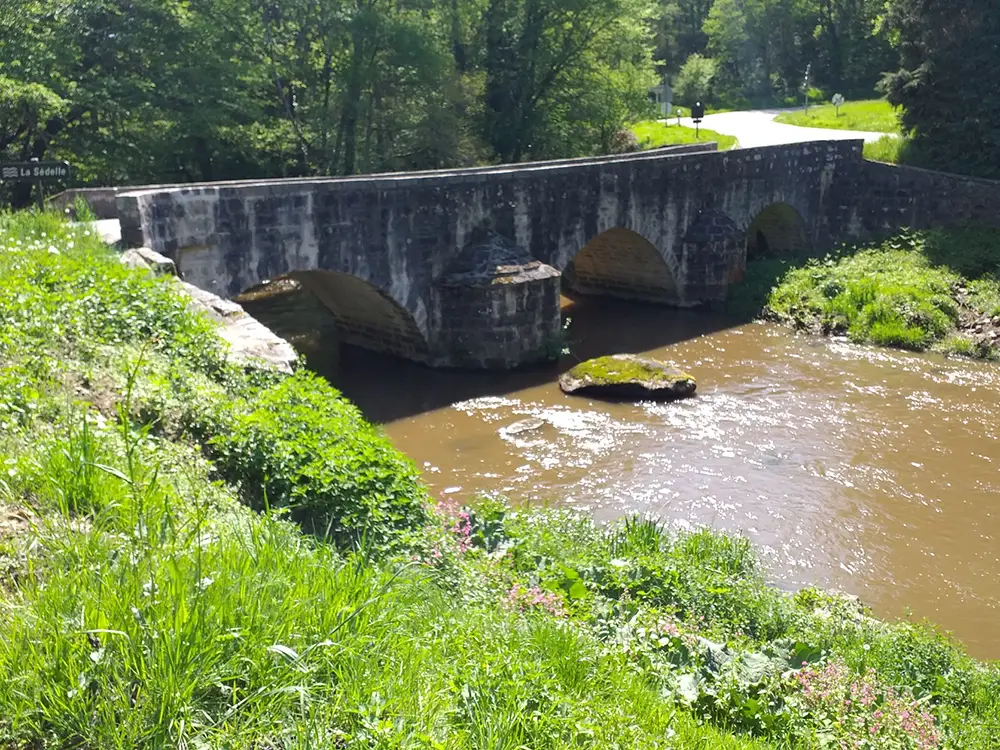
[251, 292, 1000, 659]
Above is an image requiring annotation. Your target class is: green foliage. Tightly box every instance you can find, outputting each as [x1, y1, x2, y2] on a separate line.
[774, 99, 902, 132]
[3, 212, 1000, 748]
[631, 120, 739, 150]
[698, 0, 893, 109]
[481, 0, 658, 162]
[767, 247, 957, 349]
[0, 0, 660, 198]
[0, 211, 427, 548]
[765, 228, 1000, 358]
[674, 53, 717, 105]
[879, 0, 1000, 179]
[205, 371, 428, 550]
[2, 430, 757, 749]
[864, 133, 914, 163]
[0, 212, 227, 394]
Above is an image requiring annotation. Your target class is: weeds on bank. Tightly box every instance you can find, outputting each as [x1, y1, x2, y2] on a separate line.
[0, 416, 774, 748]
[762, 227, 1000, 359]
[1, 211, 999, 748]
[0, 210, 428, 550]
[864, 134, 911, 164]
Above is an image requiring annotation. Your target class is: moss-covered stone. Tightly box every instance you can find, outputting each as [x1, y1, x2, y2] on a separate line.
[558, 354, 696, 401]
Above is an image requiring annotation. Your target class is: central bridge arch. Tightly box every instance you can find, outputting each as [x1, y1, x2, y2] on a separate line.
[563, 228, 679, 304]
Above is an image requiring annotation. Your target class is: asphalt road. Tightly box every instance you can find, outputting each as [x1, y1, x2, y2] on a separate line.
[676, 108, 890, 148]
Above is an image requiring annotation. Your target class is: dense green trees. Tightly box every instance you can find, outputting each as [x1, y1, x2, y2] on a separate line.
[668, 0, 894, 108]
[1, 0, 995, 194]
[878, 0, 1000, 179]
[0, 0, 656, 198]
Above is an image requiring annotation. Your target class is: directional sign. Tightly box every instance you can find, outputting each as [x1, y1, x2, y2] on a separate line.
[0, 161, 71, 181]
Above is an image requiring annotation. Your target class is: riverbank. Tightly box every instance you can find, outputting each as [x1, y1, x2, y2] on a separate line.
[1, 213, 998, 748]
[759, 227, 1000, 360]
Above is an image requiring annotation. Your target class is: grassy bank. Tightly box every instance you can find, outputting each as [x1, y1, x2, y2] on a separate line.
[1, 212, 999, 748]
[631, 120, 738, 151]
[774, 99, 900, 133]
[762, 228, 1000, 359]
[862, 134, 926, 167]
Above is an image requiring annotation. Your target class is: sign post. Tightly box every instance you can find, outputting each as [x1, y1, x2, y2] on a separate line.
[691, 101, 705, 138]
[0, 160, 72, 210]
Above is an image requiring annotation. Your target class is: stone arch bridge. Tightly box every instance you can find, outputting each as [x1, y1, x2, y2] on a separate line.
[117, 140, 1000, 368]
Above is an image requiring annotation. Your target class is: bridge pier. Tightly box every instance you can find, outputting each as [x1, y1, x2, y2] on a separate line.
[430, 234, 562, 368]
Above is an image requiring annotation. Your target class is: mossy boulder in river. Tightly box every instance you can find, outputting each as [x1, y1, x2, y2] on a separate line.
[559, 354, 696, 401]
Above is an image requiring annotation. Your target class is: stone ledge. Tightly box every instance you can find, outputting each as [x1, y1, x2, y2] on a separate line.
[177, 281, 298, 374]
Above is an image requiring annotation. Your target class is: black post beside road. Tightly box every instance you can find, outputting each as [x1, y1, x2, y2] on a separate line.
[691, 101, 705, 139]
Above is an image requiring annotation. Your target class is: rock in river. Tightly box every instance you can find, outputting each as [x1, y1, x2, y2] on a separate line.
[559, 354, 696, 401]
[504, 417, 546, 435]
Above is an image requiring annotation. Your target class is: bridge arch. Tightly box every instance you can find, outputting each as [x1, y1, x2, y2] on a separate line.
[745, 202, 808, 260]
[238, 270, 430, 362]
[563, 227, 678, 304]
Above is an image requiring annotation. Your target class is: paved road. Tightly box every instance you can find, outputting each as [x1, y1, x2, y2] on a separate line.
[677, 109, 890, 149]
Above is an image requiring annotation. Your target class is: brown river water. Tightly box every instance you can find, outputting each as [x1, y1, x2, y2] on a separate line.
[259, 294, 1000, 659]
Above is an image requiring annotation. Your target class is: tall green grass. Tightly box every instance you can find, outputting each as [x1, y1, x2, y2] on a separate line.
[0, 416, 777, 748]
[1, 212, 999, 748]
[864, 134, 910, 164]
[764, 228, 1000, 359]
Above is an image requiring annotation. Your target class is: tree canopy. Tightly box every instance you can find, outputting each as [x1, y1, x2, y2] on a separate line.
[878, 0, 1000, 179]
[0, 0, 657, 200]
[1, 0, 994, 197]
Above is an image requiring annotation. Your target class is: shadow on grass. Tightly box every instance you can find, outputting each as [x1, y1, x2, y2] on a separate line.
[921, 226, 1000, 279]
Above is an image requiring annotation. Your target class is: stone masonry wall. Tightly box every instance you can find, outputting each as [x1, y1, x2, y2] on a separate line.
[833, 160, 1000, 242]
[116, 140, 865, 368]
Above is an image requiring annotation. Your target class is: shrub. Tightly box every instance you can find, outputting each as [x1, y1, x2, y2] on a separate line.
[205, 370, 429, 549]
[766, 238, 969, 352]
[674, 53, 717, 106]
[864, 134, 910, 163]
[608, 128, 640, 154]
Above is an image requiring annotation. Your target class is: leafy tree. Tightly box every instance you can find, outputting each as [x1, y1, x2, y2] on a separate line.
[652, 0, 713, 72]
[480, 0, 657, 162]
[674, 53, 716, 105]
[879, 0, 1000, 179]
[703, 0, 754, 103]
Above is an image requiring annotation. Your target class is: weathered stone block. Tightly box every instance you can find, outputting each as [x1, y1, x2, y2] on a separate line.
[120, 247, 178, 276]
